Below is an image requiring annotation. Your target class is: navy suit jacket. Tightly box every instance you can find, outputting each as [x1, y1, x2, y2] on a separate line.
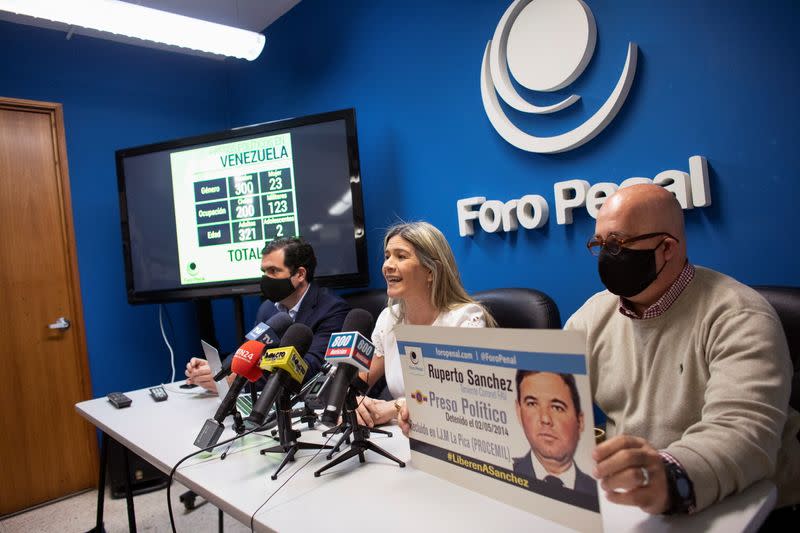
[255, 282, 350, 380]
[512, 453, 599, 511]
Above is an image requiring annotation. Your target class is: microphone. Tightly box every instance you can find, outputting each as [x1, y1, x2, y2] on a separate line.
[319, 309, 375, 427]
[243, 323, 314, 429]
[213, 312, 293, 381]
[256, 362, 335, 432]
[293, 361, 333, 407]
[302, 364, 338, 410]
[194, 339, 266, 448]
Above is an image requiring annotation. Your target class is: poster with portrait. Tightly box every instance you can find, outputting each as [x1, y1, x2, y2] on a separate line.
[396, 325, 601, 533]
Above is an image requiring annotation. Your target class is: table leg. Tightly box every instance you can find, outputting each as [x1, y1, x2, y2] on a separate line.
[122, 446, 137, 532]
[88, 431, 109, 533]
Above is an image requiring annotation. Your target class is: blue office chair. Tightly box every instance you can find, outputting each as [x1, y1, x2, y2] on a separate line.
[752, 286, 800, 412]
[473, 287, 561, 329]
[340, 288, 388, 323]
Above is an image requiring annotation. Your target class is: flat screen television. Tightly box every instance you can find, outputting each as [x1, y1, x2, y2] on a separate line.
[116, 108, 368, 304]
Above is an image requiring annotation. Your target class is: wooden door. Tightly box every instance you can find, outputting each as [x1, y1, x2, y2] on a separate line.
[0, 97, 98, 515]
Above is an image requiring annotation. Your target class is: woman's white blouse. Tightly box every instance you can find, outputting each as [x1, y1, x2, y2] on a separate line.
[371, 303, 486, 399]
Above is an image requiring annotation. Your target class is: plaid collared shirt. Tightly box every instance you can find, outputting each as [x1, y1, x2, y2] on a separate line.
[618, 262, 695, 320]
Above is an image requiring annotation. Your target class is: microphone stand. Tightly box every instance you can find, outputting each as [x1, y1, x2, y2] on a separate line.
[259, 389, 333, 480]
[231, 408, 246, 435]
[266, 405, 318, 434]
[321, 379, 391, 458]
[299, 403, 319, 429]
[314, 383, 405, 477]
[265, 407, 308, 434]
[289, 365, 331, 430]
[249, 381, 259, 413]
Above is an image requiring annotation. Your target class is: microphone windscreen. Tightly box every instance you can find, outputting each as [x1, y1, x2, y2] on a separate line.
[231, 340, 267, 382]
[265, 311, 293, 337]
[341, 308, 375, 339]
[279, 323, 314, 355]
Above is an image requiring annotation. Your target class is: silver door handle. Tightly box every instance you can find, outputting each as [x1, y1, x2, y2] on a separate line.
[48, 317, 71, 330]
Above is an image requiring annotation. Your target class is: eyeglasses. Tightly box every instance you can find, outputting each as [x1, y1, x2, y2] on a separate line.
[587, 232, 678, 256]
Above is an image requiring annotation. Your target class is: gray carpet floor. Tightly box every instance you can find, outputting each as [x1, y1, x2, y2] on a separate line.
[0, 483, 252, 533]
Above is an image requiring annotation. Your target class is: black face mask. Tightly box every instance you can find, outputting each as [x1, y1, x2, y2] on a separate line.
[260, 275, 296, 303]
[598, 241, 667, 298]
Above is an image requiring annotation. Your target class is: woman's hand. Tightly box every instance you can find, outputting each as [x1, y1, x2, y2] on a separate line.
[354, 396, 377, 427]
[354, 397, 396, 427]
[397, 399, 410, 437]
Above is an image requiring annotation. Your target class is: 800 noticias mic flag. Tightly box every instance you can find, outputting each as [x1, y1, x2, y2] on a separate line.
[320, 318, 376, 427]
[324, 331, 374, 371]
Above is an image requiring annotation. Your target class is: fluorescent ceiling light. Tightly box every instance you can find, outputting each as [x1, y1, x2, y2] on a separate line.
[0, 0, 266, 60]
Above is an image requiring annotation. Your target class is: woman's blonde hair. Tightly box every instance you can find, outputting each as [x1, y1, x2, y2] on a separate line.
[383, 221, 495, 326]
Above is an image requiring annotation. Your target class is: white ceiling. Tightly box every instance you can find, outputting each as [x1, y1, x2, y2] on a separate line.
[0, 0, 301, 59]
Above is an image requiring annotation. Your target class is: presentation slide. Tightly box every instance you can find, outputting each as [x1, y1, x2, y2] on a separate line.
[169, 133, 300, 285]
[119, 113, 361, 299]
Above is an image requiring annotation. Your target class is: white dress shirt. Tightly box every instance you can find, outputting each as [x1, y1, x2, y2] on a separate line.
[529, 450, 577, 490]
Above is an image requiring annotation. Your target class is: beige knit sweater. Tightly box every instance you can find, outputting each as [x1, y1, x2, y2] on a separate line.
[566, 266, 800, 511]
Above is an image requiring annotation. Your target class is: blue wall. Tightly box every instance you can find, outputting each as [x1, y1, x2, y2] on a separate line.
[0, 22, 230, 395]
[2, 0, 799, 396]
[227, 0, 800, 322]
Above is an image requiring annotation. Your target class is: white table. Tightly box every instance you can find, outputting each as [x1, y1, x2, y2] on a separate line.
[76, 384, 777, 533]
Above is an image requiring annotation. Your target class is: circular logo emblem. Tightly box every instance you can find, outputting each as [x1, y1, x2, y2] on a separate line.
[481, 0, 638, 153]
[186, 261, 200, 277]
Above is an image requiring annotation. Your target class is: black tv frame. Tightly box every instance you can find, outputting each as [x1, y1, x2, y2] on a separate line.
[116, 108, 368, 304]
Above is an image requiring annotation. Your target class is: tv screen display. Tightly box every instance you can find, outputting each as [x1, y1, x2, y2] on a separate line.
[116, 108, 368, 303]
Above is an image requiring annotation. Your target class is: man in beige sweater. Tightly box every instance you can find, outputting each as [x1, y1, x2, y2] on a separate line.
[566, 184, 800, 516]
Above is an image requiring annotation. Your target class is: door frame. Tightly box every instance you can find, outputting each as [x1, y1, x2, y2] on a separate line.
[0, 95, 97, 478]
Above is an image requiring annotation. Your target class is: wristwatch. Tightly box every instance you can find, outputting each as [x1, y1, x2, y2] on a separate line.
[662, 458, 695, 514]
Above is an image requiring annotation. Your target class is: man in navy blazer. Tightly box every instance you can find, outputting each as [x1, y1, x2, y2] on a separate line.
[186, 238, 350, 391]
[512, 370, 599, 511]
[255, 237, 350, 378]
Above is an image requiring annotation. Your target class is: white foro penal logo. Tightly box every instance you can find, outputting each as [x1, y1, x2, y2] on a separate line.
[481, 0, 638, 154]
